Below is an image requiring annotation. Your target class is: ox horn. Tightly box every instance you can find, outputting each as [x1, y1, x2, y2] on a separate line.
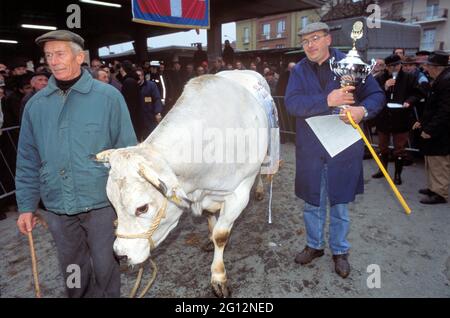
[138, 163, 191, 208]
[138, 163, 168, 196]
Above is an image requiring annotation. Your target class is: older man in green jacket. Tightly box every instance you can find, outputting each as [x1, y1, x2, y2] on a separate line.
[16, 30, 137, 297]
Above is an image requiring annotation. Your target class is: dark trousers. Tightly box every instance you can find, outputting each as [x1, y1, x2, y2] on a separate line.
[42, 206, 120, 298]
[378, 131, 409, 158]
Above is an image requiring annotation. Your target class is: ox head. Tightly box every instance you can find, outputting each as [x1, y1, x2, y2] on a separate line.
[96, 146, 189, 265]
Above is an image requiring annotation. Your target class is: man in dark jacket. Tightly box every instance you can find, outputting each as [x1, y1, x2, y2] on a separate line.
[285, 22, 384, 278]
[372, 54, 423, 184]
[136, 68, 163, 139]
[412, 51, 450, 204]
[120, 60, 145, 141]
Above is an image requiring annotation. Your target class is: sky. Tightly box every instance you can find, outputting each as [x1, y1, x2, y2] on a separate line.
[99, 22, 236, 56]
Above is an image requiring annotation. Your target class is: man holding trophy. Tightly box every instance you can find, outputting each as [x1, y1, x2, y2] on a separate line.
[285, 22, 384, 278]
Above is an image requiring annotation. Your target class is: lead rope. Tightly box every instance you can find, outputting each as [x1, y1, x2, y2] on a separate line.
[115, 198, 168, 298]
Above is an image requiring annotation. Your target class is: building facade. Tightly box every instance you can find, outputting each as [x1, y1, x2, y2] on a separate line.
[379, 0, 450, 52]
[236, 9, 321, 51]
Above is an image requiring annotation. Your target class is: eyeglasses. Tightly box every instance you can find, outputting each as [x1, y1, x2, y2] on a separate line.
[301, 33, 328, 47]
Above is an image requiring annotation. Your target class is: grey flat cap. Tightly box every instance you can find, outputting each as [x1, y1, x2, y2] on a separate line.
[35, 30, 85, 49]
[298, 22, 330, 36]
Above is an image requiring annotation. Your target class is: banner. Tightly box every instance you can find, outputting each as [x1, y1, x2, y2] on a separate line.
[132, 0, 210, 29]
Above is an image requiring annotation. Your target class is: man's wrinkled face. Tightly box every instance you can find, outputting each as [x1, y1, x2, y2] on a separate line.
[31, 75, 48, 91]
[301, 31, 331, 64]
[91, 60, 102, 70]
[44, 41, 84, 81]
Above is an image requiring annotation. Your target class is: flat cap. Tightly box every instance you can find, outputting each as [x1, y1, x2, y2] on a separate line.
[35, 30, 85, 49]
[298, 22, 330, 36]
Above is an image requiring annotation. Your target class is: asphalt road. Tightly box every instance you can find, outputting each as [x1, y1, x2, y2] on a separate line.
[1, 143, 449, 298]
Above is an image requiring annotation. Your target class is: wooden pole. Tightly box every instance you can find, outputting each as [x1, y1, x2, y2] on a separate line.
[27, 231, 41, 298]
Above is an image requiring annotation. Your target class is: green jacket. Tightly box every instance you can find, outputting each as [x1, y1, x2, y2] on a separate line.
[16, 70, 137, 215]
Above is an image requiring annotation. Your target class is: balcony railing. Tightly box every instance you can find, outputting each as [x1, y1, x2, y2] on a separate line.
[258, 31, 287, 41]
[409, 8, 448, 23]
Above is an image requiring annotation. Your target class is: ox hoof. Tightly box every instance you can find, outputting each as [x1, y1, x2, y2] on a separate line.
[211, 281, 231, 298]
[201, 240, 214, 252]
[255, 192, 264, 201]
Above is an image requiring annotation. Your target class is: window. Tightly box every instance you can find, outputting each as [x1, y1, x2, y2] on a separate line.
[243, 27, 250, 44]
[277, 20, 286, 37]
[426, 0, 439, 19]
[262, 23, 271, 39]
[421, 28, 436, 51]
[301, 16, 308, 30]
[275, 44, 285, 48]
[391, 2, 403, 17]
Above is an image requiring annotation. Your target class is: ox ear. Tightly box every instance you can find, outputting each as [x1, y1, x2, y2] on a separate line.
[138, 162, 190, 209]
[94, 149, 115, 163]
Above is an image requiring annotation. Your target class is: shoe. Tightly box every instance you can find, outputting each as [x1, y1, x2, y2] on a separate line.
[394, 157, 403, 185]
[294, 246, 324, 265]
[420, 194, 447, 204]
[372, 153, 389, 179]
[418, 188, 434, 196]
[332, 254, 350, 278]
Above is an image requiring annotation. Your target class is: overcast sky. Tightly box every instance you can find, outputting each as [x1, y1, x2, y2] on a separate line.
[99, 22, 236, 56]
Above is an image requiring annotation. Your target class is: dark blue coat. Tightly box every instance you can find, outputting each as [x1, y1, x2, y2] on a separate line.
[139, 80, 163, 138]
[285, 48, 385, 206]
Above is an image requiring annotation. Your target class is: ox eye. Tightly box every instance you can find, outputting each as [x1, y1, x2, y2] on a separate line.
[135, 204, 149, 216]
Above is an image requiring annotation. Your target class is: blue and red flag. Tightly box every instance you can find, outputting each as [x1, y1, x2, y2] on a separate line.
[132, 0, 210, 29]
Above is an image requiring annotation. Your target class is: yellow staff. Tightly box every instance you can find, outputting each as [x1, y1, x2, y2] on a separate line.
[345, 112, 411, 214]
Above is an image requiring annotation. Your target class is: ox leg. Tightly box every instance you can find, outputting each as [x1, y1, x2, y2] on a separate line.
[254, 173, 265, 201]
[210, 176, 254, 298]
[201, 214, 216, 252]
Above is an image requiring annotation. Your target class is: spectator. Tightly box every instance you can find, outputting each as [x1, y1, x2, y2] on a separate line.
[99, 65, 122, 91]
[16, 30, 137, 297]
[264, 70, 277, 95]
[193, 43, 208, 68]
[184, 63, 196, 83]
[412, 51, 450, 204]
[120, 60, 146, 141]
[372, 54, 424, 185]
[20, 70, 50, 123]
[210, 57, 225, 74]
[372, 58, 386, 78]
[235, 60, 246, 70]
[222, 40, 235, 66]
[136, 68, 163, 139]
[92, 69, 109, 84]
[393, 48, 405, 59]
[90, 58, 102, 72]
[196, 66, 206, 76]
[276, 62, 296, 96]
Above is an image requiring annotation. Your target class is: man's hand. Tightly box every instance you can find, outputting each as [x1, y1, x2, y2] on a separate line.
[327, 86, 355, 107]
[385, 79, 396, 90]
[403, 102, 411, 108]
[17, 212, 38, 235]
[339, 106, 365, 125]
[421, 131, 431, 139]
[155, 113, 162, 123]
[412, 121, 421, 130]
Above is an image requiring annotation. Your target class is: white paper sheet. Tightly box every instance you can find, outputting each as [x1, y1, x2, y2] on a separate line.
[387, 103, 403, 108]
[306, 115, 361, 158]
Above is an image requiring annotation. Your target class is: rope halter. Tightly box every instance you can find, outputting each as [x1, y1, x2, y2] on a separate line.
[115, 198, 168, 251]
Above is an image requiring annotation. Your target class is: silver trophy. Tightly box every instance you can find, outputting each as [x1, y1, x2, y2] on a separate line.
[330, 21, 376, 89]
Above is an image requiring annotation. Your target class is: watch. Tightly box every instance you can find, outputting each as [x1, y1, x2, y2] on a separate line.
[362, 107, 368, 118]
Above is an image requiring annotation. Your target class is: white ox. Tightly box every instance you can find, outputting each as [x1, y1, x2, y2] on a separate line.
[96, 70, 276, 297]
